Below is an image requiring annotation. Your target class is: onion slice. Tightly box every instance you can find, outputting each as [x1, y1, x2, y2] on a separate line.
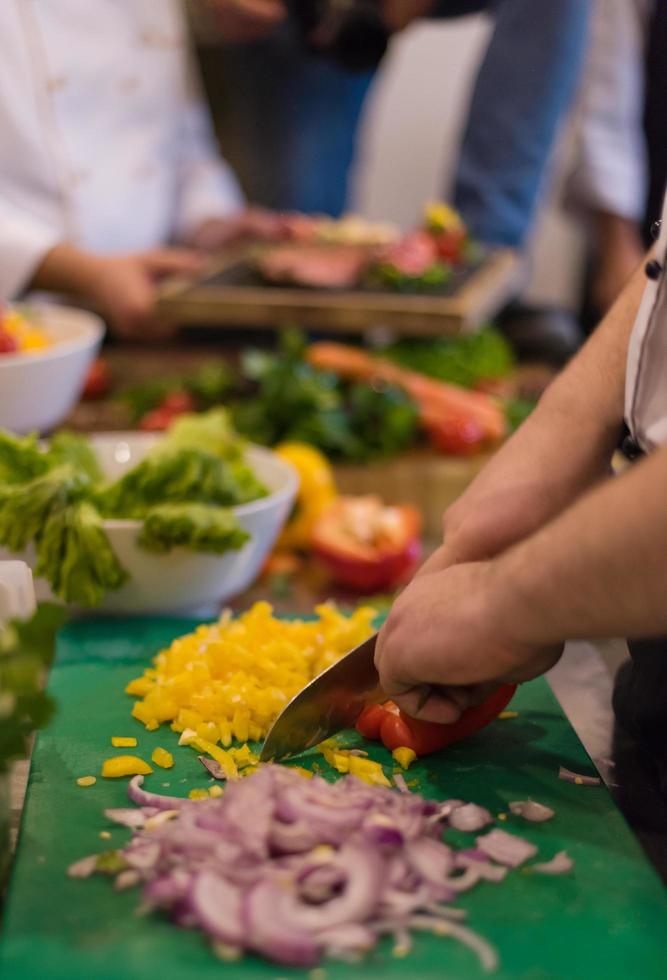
[558, 766, 601, 786]
[449, 803, 493, 832]
[531, 851, 574, 875]
[476, 829, 537, 867]
[508, 800, 555, 823]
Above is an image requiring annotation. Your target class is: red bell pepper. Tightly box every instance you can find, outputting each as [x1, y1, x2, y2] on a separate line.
[310, 496, 422, 592]
[356, 684, 516, 756]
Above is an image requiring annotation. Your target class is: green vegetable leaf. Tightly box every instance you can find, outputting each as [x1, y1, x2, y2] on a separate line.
[35, 500, 128, 606]
[160, 408, 244, 461]
[138, 503, 250, 554]
[99, 447, 266, 518]
[385, 328, 514, 388]
[45, 431, 103, 483]
[0, 431, 49, 484]
[0, 464, 87, 553]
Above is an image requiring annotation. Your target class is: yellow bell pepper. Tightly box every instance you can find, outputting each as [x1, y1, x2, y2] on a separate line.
[76, 776, 96, 787]
[151, 747, 174, 769]
[392, 746, 417, 770]
[423, 201, 464, 234]
[274, 443, 337, 550]
[111, 736, 137, 748]
[101, 755, 153, 778]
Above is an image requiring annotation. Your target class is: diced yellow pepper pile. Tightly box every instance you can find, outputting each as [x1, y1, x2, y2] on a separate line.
[318, 744, 391, 787]
[125, 602, 376, 767]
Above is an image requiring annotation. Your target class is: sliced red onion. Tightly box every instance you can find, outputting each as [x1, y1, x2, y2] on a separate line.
[531, 851, 574, 875]
[409, 915, 499, 972]
[243, 878, 322, 967]
[558, 766, 601, 786]
[127, 775, 185, 811]
[508, 800, 555, 823]
[67, 855, 98, 879]
[191, 871, 244, 945]
[114, 869, 141, 891]
[393, 773, 410, 794]
[448, 803, 493, 833]
[405, 837, 454, 886]
[104, 807, 159, 829]
[123, 839, 161, 871]
[476, 829, 537, 867]
[198, 756, 226, 780]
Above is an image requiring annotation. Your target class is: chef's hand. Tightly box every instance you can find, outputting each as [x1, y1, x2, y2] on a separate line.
[374, 558, 563, 724]
[189, 208, 285, 251]
[203, 0, 286, 42]
[87, 249, 205, 339]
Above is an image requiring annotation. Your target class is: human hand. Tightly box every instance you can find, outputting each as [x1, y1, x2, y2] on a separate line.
[202, 0, 286, 42]
[189, 208, 285, 251]
[375, 559, 563, 723]
[85, 249, 205, 339]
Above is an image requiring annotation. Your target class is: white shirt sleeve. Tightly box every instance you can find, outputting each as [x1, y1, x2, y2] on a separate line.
[170, 56, 245, 243]
[565, 0, 650, 221]
[0, 193, 61, 301]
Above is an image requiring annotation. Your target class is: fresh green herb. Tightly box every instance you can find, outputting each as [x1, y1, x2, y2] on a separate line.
[231, 331, 419, 462]
[120, 364, 234, 422]
[0, 603, 67, 774]
[368, 261, 450, 293]
[138, 503, 249, 554]
[385, 328, 514, 388]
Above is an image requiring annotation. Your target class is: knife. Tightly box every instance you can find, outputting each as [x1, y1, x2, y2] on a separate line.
[259, 633, 384, 762]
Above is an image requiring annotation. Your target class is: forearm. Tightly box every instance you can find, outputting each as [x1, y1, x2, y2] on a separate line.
[496, 443, 667, 644]
[29, 242, 104, 300]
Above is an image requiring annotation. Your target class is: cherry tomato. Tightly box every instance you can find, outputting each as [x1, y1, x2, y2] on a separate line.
[434, 228, 467, 264]
[82, 358, 111, 399]
[159, 390, 195, 414]
[139, 408, 173, 432]
[0, 329, 19, 354]
[425, 415, 486, 455]
[356, 685, 516, 756]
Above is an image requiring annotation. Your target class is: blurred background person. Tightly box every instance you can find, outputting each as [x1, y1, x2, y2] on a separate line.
[0, 0, 246, 338]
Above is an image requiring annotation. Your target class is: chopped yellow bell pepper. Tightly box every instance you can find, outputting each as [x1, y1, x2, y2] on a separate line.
[188, 788, 209, 800]
[392, 746, 417, 770]
[76, 776, 96, 787]
[101, 755, 153, 779]
[209, 784, 224, 798]
[151, 747, 174, 769]
[348, 756, 391, 787]
[111, 736, 137, 748]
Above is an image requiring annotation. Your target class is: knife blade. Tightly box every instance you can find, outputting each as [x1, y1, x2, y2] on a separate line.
[259, 634, 383, 762]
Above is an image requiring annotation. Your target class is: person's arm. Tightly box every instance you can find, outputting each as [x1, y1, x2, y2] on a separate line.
[431, 258, 646, 569]
[30, 243, 204, 338]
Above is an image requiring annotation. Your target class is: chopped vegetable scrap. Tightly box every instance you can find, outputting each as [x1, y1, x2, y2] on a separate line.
[508, 800, 555, 823]
[0, 305, 50, 355]
[111, 737, 137, 748]
[101, 756, 153, 779]
[392, 747, 417, 770]
[558, 766, 601, 787]
[125, 602, 376, 760]
[76, 776, 96, 788]
[151, 748, 174, 770]
[317, 743, 390, 786]
[531, 851, 574, 876]
[68, 766, 576, 971]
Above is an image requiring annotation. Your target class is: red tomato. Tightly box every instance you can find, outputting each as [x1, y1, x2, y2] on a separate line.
[160, 390, 195, 414]
[0, 329, 19, 354]
[311, 497, 422, 592]
[355, 703, 391, 741]
[434, 228, 467, 264]
[356, 685, 516, 756]
[82, 358, 111, 399]
[425, 415, 486, 455]
[139, 408, 173, 432]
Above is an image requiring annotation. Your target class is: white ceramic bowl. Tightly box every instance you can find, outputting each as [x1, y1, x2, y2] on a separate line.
[2, 433, 298, 616]
[0, 304, 104, 434]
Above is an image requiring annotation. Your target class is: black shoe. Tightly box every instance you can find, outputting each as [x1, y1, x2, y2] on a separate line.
[497, 304, 585, 367]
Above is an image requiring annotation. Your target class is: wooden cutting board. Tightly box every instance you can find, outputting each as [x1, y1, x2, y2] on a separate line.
[1, 617, 666, 980]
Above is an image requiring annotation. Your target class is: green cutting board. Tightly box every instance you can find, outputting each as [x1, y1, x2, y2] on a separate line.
[1, 618, 666, 980]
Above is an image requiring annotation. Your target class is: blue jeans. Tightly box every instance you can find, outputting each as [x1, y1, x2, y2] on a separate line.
[214, 0, 591, 246]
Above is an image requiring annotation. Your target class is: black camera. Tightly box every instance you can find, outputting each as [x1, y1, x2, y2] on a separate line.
[289, 0, 389, 72]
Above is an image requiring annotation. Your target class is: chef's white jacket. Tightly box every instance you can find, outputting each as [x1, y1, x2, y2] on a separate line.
[626, 193, 667, 451]
[0, 0, 243, 300]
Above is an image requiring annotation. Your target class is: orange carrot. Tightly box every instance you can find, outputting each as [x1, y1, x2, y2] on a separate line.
[307, 342, 506, 443]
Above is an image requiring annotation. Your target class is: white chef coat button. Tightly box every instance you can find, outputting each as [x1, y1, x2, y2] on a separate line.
[645, 259, 662, 281]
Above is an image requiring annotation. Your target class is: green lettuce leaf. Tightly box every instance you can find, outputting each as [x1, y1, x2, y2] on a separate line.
[45, 431, 103, 483]
[0, 464, 86, 552]
[0, 430, 49, 484]
[138, 503, 250, 554]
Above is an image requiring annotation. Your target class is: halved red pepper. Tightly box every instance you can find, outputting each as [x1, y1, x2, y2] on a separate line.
[310, 496, 422, 593]
[356, 684, 516, 756]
